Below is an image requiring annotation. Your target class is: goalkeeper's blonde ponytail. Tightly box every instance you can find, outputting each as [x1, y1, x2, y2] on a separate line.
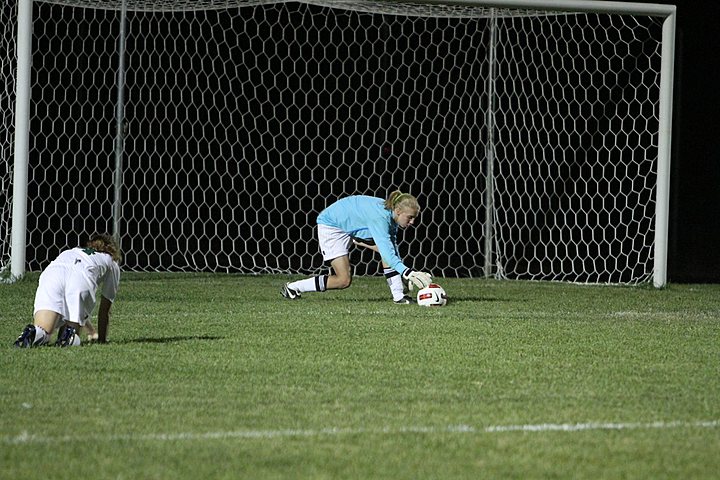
[384, 190, 420, 211]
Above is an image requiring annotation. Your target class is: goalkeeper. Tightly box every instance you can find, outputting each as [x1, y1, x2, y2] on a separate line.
[281, 191, 432, 304]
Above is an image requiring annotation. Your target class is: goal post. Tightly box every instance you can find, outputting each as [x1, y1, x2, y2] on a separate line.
[2, 0, 676, 286]
[472, 0, 675, 289]
[8, 0, 32, 284]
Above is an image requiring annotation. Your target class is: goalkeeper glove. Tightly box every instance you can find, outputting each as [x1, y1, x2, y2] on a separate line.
[402, 268, 432, 290]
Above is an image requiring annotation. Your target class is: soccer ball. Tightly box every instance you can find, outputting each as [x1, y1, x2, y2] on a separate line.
[417, 283, 448, 307]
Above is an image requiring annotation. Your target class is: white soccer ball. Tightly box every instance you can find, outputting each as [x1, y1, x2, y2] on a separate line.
[417, 283, 448, 307]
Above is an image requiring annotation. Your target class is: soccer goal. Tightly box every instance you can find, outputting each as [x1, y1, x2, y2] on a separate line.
[2, 0, 676, 286]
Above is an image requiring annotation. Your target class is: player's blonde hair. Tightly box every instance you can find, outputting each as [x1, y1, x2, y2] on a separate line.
[86, 233, 121, 262]
[384, 190, 420, 212]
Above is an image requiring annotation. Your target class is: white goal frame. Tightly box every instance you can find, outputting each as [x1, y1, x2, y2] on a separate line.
[4, 0, 676, 286]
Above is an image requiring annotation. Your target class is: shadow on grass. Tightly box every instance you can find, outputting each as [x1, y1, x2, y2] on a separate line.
[345, 294, 509, 303]
[445, 295, 512, 303]
[121, 335, 225, 344]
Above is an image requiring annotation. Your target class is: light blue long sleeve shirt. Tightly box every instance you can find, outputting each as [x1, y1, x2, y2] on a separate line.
[316, 195, 409, 274]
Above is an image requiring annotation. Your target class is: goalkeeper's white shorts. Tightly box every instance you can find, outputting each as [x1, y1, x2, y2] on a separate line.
[317, 224, 353, 262]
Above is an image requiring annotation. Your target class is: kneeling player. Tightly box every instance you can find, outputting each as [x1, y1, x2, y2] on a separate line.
[13, 233, 121, 348]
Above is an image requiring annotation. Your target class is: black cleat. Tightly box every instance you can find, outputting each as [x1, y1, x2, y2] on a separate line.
[14, 324, 37, 348]
[55, 326, 78, 347]
[281, 283, 301, 300]
[394, 295, 415, 305]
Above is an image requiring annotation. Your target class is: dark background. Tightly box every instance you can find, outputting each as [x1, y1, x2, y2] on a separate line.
[5, 0, 719, 283]
[648, 0, 720, 282]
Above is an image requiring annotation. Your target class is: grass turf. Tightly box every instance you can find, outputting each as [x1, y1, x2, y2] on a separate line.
[1, 273, 719, 479]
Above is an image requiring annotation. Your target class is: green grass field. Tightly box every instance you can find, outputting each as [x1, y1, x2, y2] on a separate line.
[2, 273, 719, 479]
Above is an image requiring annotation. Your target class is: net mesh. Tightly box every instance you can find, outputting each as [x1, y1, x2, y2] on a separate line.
[1, 0, 666, 283]
[0, 2, 18, 281]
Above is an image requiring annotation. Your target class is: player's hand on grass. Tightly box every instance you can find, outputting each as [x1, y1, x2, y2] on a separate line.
[403, 268, 432, 290]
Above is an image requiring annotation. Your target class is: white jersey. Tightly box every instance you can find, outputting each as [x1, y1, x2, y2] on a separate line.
[34, 247, 121, 324]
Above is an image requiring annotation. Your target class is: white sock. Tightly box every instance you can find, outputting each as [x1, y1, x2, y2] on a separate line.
[289, 275, 328, 293]
[384, 268, 405, 301]
[33, 326, 50, 346]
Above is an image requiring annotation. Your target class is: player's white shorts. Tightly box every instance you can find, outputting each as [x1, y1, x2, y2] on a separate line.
[317, 224, 353, 262]
[33, 265, 96, 326]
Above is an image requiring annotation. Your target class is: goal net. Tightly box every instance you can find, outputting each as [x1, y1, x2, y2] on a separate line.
[1, 3, 15, 282]
[1, 0, 675, 285]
